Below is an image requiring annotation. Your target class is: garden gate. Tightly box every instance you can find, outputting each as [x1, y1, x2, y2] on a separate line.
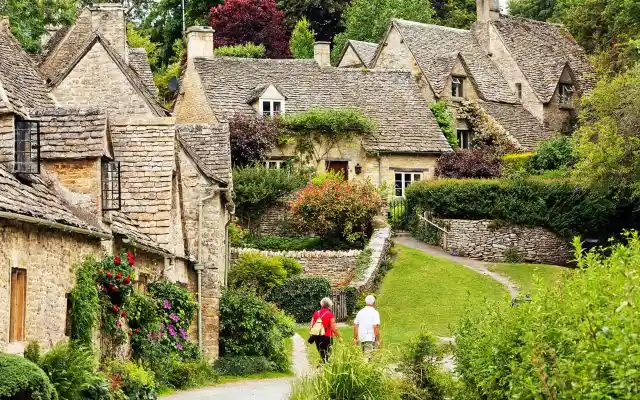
[331, 289, 348, 322]
[388, 198, 409, 230]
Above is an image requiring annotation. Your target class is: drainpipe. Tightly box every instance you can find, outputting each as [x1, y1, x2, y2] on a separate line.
[223, 205, 236, 288]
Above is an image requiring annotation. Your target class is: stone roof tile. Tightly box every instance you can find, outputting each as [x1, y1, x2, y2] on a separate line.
[111, 211, 171, 255]
[348, 40, 378, 67]
[177, 124, 231, 184]
[194, 57, 451, 154]
[128, 48, 159, 97]
[480, 101, 553, 151]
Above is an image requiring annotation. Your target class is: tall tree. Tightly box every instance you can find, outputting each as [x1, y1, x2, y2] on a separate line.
[432, 0, 477, 29]
[208, 0, 290, 58]
[289, 17, 315, 59]
[277, 0, 350, 42]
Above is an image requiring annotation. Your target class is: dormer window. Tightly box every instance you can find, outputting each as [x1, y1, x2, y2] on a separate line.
[13, 119, 40, 174]
[261, 100, 284, 117]
[102, 160, 121, 211]
[452, 76, 464, 98]
[559, 83, 574, 106]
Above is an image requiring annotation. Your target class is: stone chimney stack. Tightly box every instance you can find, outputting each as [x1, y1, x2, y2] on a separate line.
[89, 3, 127, 58]
[314, 42, 331, 67]
[476, 0, 500, 23]
[186, 26, 215, 60]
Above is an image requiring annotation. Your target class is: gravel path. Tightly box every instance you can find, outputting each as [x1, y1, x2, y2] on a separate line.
[162, 334, 310, 400]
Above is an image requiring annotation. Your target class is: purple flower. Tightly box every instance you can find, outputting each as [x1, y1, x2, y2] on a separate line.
[163, 300, 171, 310]
[169, 313, 179, 322]
[175, 342, 183, 351]
[116, 320, 122, 328]
[167, 324, 177, 337]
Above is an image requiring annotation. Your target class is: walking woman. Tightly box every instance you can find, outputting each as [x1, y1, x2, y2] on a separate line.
[309, 297, 341, 362]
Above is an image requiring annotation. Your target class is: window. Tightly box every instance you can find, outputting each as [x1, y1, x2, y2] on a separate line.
[102, 160, 121, 211]
[457, 129, 473, 149]
[515, 83, 522, 100]
[10, 268, 26, 343]
[451, 76, 464, 98]
[14, 119, 40, 174]
[261, 100, 284, 117]
[559, 83, 574, 106]
[136, 273, 149, 293]
[263, 159, 288, 169]
[394, 172, 423, 197]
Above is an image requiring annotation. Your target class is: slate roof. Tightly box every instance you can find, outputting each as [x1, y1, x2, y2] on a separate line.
[347, 40, 378, 67]
[30, 107, 108, 159]
[480, 102, 552, 151]
[0, 163, 105, 233]
[193, 57, 451, 154]
[128, 48, 159, 97]
[0, 19, 55, 116]
[490, 16, 597, 102]
[177, 124, 232, 184]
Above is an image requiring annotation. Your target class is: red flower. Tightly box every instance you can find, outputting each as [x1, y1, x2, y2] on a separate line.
[123, 277, 131, 285]
[126, 251, 135, 266]
[135, 328, 140, 333]
[114, 256, 121, 265]
[112, 285, 119, 293]
[121, 311, 127, 318]
[112, 304, 120, 313]
[128, 331, 133, 337]
[116, 272, 123, 279]
[106, 272, 113, 278]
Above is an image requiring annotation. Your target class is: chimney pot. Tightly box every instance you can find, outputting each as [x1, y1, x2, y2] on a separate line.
[314, 41, 331, 67]
[186, 26, 215, 60]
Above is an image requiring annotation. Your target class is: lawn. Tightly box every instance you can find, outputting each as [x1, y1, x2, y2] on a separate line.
[295, 325, 354, 366]
[375, 244, 507, 347]
[488, 263, 569, 296]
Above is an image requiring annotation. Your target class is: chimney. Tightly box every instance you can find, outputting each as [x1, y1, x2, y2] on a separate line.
[89, 3, 127, 58]
[476, 0, 500, 23]
[314, 41, 331, 67]
[186, 26, 215, 60]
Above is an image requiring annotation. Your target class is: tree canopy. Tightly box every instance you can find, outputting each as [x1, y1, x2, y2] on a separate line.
[289, 17, 315, 59]
[277, 0, 350, 42]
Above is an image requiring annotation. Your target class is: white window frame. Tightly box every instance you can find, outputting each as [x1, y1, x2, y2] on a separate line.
[451, 76, 464, 98]
[260, 99, 285, 117]
[263, 159, 285, 169]
[394, 172, 423, 198]
[558, 83, 574, 106]
[456, 129, 473, 149]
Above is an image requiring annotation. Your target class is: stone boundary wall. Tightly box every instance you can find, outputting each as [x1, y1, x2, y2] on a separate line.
[230, 247, 361, 287]
[256, 199, 290, 236]
[440, 219, 571, 265]
[351, 227, 392, 292]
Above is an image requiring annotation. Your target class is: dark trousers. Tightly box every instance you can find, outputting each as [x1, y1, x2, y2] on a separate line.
[315, 335, 333, 362]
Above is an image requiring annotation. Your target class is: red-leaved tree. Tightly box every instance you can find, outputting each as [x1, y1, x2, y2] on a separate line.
[208, 0, 291, 58]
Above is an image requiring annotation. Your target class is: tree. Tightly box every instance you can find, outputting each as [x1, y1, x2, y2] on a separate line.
[331, 0, 435, 62]
[229, 115, 280, 166]
[153, 38, 184, 105]
[208, 0, 290, 58]
[277, 0, 350, 42]
[214, 43, 266, 58]
[289, 17, 315, 59]
[432, 0, 477, 29]
[507, 0, 557, 20]
[127, 23, 160, 66]
[572, 64, 640, 194]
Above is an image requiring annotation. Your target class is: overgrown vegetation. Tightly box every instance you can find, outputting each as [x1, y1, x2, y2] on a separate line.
[237, 234, 360, 251]
[459, 101, 522, 155]
[229, 251, 300, 295]
[38, 343, 98, 400]
[429, 101, 458, 149]
[69, 257, 101, 347]
[229, 115, 281, 167]
[267, 275, 331, 322]
[214, 42, 266, 58]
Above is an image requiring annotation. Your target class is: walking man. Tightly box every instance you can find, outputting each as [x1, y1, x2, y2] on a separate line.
[353, 295, 381, 357]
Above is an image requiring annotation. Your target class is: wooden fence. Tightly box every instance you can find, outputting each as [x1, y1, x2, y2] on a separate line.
[331, 289, 348, 322]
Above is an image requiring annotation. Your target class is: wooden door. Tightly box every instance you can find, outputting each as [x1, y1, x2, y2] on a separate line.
[325, 161, 348, 180]
[10, 268, 26, 342]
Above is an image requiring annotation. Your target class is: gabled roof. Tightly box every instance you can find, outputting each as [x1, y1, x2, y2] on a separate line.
[30, 107, 108, 159]
[340, 40, 378, 68]
[0, 19, 55, 116]
[48, 33, 168, 117]
[177, 124, 231, 185]
[489, 16, 596, 103]
[193, 56, 451, 154]
[245, 84, 288, 104]
[480, 102, 552, 151]
[111, 211, 172, 256]
[128, 48, 159, 97]
[390, 19, 517, 104]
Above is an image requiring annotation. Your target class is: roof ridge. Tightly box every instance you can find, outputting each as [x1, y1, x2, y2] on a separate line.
[349, 39, 377, 45]
[392, 18, 470, 33]
[497, 14, 566, 28]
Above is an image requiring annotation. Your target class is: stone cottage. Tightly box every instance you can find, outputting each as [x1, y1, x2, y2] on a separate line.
[0, 7, 231, 360]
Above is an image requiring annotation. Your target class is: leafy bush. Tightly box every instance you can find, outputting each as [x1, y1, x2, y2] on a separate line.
[0, 353, 56, 400]
[39, 342, 97, 400]
[501, 152, 533, 176]
[406, 177, 640, 240]
[289, 17, 314, 59]
[104, 359, 156, 400]
[229, 252, 289, 294]
[229, 222, 246, 246]
[229, 115, 280, 166]
[454, 233, 640, 399]
[213, 356, 274, 376]
[266, 276, 331, 322]
[165, 359, 216, 389]
[70, 256, 101, 347]
[459, 101, 522, 154]
[502, 246, 524, 263]
[277, 256, 302, 277]
[24, 341, 41, 365]
[435, 148, 502, 178]
[219, 288, 294, 372]
[310, 170, 344, 185]
[430, 100, 458, 149]
[238, 234, 360, 251]
[233, 165, 313, 224]
[213, 43, 266, 58]
[530, 135, 575, 171]
[289, 179, 383, 243]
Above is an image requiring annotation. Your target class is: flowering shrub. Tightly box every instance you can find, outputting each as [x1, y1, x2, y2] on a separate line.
[289, 179, 383, 243]
[97, 251, 136, 346]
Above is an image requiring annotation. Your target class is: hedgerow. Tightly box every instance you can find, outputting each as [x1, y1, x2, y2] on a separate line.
[266, 275, 331, 322]
[0, 354, 56, 400]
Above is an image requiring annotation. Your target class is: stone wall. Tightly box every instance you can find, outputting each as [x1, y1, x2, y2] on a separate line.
[440, 218, 571, 265]
[256, 199, 290, 235]
[351, 227, 392, 292]
[0, 113, 14, 166]
[231, 248, 361, 287]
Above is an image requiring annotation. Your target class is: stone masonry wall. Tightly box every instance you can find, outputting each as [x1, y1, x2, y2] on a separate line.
[256, 199, 290, 235]
[0, 113, 14, 166]
[0, 220, 103, 353]
[440, 218, 571, 265]
[231, 248, 361, 287]
[351, 227, 391, 293]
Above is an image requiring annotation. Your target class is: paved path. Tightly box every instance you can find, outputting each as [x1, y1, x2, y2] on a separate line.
[163, 334, 310, 400]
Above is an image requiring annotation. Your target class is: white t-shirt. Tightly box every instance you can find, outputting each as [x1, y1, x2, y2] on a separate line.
[354, 306, 380, 343]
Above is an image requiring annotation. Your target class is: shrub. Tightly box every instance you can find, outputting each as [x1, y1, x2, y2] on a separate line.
[266, 276, 331, 322]
[435, 148, 502, 178]
[310, 170, 344, 185]
[502, 246, 524, 263]
[165, 359, 216, 389]
[229, 222, 246, 247]
[530, 135, 575, 171]
[289, 17, 314, 59]
[459, 101, 522, 154]
[24, 341, 41, 365]
[501, 152, 533, 176]
[219, 288, 294, 372]
[289, 179, 383, 243]
[104, 359, 156, 400]
[39, 342, 98, 400]
[233, 165, 313, 224]
[229, 252, 288, 294]
[430, 100, 458, 149]
[238, 234, 359, 251]
[0, 353, 56, 400]
[213, 42, 266, 58]
[277, 256, 302, 277]
[70, 256, 101, 347]
[454, 233, 640, 399]
[229, 115, 280, 166]
[213, 356, 274, 376]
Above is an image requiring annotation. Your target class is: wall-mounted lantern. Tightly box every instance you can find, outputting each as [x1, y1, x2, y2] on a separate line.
[355, 163, 362, 175]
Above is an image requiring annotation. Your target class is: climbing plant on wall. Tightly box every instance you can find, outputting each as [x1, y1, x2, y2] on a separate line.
[458, 101, 522, 155]
[429, 100, 458, 149]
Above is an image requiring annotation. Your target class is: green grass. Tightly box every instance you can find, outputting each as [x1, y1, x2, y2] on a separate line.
[488, 263, 569, 296]
[375, 245, 507, 347]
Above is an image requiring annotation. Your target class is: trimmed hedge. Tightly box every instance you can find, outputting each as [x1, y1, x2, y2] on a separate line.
[214, 356, 274, 376]
[267, 276, 331, 323]
[0, 353, 56, 400]
[406, 178, 640, 240]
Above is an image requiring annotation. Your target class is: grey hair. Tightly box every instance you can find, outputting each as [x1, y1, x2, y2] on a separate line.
[320, 297, 333, 308]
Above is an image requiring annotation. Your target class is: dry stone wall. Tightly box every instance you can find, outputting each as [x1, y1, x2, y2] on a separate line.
[256, 200, 290, 235]
[351, 227, 391, 292]
[440, 218, 571, 265]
